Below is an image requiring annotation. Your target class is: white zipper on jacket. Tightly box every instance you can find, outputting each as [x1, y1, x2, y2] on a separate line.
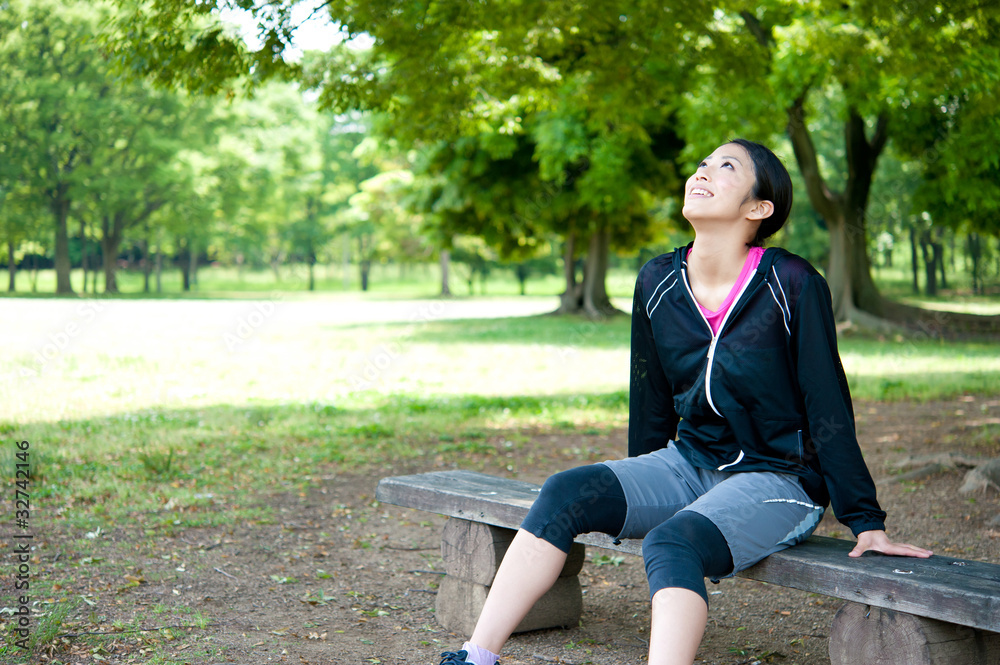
[681, 266, 757, 470]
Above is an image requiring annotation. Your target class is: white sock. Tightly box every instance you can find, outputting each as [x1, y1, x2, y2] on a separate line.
[461, 642, 500, 665]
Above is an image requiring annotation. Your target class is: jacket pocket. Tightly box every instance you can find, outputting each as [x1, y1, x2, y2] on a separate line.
[761, 426, 807, 465]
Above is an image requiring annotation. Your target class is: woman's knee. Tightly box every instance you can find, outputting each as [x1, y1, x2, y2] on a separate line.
[540, 463, 619, 497]
[642, 511, 735, 601]
[520, 464, 626, 552]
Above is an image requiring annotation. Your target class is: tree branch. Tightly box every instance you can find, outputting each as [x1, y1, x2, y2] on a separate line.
[786, 93, 840, 220]
[844, 107, 888, 215]
[870, 111, 890, 161]
[739, 11, 773, 49]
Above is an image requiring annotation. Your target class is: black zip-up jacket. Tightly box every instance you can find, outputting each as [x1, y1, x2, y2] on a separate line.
[629, 244, 886, 537]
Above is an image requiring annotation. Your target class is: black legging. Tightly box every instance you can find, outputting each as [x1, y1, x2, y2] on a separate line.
[520, 463, 734, 604]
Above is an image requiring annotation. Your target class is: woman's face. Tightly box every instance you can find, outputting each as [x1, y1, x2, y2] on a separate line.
[681, 143, 760, 225]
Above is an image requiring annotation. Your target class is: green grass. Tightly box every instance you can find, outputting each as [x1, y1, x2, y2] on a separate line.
[839, 334, 1000, 400]
[872, 264, 1000, 314]
[3, 299, 997, 528]
[0, 294, 996, 661]
[3, 264, 641, 300]
[9, 393, 630, 522]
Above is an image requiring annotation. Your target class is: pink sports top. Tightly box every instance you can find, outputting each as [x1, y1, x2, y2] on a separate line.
[694, 246, 765, 335]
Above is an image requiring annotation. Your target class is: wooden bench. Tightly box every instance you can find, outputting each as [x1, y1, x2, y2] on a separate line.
[376, 469, 1000, 665]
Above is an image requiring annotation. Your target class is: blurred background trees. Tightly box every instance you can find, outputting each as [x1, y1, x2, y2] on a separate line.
[1, 0, 998, 324]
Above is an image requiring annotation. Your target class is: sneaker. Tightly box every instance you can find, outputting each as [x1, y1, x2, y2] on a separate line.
[437, 650, 472, 665]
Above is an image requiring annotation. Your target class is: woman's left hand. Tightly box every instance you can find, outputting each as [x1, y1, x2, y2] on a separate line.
[849, 530, 933, 558]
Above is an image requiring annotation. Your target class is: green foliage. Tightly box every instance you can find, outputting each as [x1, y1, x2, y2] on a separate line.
[3, 0, 997, 310]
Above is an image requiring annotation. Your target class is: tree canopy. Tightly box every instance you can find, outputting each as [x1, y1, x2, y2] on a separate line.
[102, 0, 1000, 320]
[0, 0, 995, 319]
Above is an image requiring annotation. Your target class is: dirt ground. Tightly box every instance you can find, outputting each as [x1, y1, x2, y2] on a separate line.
[10, 397, 1000, 665]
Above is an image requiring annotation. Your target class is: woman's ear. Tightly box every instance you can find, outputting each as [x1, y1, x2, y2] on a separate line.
[745, 200, 774, 221]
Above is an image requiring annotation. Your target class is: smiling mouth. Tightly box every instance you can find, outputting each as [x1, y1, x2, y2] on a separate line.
[689, 188, 713, 197]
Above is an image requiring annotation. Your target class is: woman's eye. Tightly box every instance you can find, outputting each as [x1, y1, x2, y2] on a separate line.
[722, 161, 734, 169]
[697, 161, 707, 168]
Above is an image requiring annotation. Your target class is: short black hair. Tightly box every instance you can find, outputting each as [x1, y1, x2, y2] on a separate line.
[727, 138, 793, 247]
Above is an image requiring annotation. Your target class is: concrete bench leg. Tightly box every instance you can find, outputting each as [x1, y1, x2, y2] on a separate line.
[434, 517, 586, 636]
[829, 602, 1000, 665]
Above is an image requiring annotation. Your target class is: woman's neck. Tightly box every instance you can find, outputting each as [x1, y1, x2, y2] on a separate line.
[687, 234, 751, 288]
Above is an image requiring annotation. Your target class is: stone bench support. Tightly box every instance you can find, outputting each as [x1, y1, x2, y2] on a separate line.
[434, 518, 586, 635]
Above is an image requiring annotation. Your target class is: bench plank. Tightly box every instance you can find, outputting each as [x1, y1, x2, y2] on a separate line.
[376, 470, 1000, 633]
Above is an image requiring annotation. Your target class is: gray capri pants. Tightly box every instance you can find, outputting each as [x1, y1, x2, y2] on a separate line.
[602, 444, 825, 575]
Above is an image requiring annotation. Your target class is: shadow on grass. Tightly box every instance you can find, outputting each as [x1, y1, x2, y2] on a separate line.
[10, 391, 630, 508]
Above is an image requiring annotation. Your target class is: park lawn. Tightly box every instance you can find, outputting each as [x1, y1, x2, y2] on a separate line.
[5, 302, 999, 518]
[2, 297, 999, 660]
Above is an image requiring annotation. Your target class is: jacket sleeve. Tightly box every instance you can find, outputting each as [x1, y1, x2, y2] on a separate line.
[628, 273, 679, 457]
[790, 274, 886, 536]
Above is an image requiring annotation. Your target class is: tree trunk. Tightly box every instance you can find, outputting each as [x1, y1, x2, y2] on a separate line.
[825, 216, 857, 321]
[358, 235, 370, 291]
[79, 217, 89, 294]
[786, 100, 887, 322]
[910, 225, 920, 294]
[556, 230, 583, 313]
[440, 249, 451, 296]
[581, 227, 615, 319]
[189, 240, 198, 289]
[30, 255, 38, 292]
[180, 240, 191, 292]
[154, 243, 163, 294]
[102, 241, 118, 294]
[7, 240, 16, 292]
[968, 233, 982, 295]
[919, 230, 938, 297]
[101, 214, 123, 294]
[551, 227, 620, 318]
[360, 260, 370, 291]
[937, 237, 948, 290]
[308, 260, 315, 291]
[142, 232, 151, 294]
[53, 191, 74, 294]
[844, 206, 883, 317]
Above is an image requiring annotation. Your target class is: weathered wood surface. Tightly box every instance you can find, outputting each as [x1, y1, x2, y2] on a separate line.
[829, 601, 1000, 665]
[441, 519, 584, 585]
[740, 536, 1000, 633]
[376, 469, 642, 554]
[377, 470, 1000, 632]
[435, 574, 583, 636]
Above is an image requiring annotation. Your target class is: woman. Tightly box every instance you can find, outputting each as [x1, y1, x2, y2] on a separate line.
[437, 139, 932, 665]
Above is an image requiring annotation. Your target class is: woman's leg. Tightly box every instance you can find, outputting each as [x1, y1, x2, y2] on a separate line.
[648, 588, 708, 665]
[468, 529, 567, 653]
[642, 470, 825, 665]
[642, 511, 734, 665]
[467, 463, 628, 654]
